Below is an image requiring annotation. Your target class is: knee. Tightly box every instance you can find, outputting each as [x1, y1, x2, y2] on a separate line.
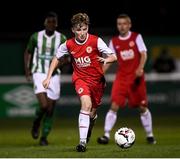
[47, 104, 54, 112]
[40, 102, 49, 109]
[46, 105, 55, 116]
[80, 95, 92, 112]
[81, 101, 92, 112]
[110, 102, 119, 112]
[139, 106, 148, 114]
[82, 105, 91, 112]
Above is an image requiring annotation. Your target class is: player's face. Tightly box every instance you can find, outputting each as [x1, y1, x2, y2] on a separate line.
[117, 18, 131, 36]
[45, 17, 57, 32]
[72, 23, 89, 43]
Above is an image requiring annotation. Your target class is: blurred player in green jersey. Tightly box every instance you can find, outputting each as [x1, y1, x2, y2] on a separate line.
[24, 12, 66, 146]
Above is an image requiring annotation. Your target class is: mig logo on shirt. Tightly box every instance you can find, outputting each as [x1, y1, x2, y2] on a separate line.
[74, 56, 91, 67]
[120, 49, 134, 60]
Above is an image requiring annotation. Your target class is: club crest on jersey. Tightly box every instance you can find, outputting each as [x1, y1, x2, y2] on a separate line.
[86, 46, 93, 53]
[129, 41, 135, 47]
[78, 88, 84, 94]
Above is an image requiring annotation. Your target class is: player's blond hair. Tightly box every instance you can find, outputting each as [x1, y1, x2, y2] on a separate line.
[71, 13, 90, 27]
[117, 14, 131, 23]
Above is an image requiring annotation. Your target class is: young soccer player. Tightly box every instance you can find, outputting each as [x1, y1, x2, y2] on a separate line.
[43, 13, 117, 152]
[97, 14, 156, 145]
[24, 12, 66, 146]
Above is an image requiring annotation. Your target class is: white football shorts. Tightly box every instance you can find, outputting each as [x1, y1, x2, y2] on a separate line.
[32, 72, 60, 100]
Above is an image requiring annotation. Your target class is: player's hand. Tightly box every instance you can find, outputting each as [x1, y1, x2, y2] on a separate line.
[97, 56, 107, 65]
[42, 78, 50, 89]
[25, 69, 32, 82]
[135, 68, 144, 77]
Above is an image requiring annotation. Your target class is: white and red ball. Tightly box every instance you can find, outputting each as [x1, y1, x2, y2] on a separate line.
[114, 127, 135, 149]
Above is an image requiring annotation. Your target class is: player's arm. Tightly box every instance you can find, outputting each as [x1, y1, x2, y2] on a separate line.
[24, 50, 32, 81]
[24, 33, 36, 81]
[135, 34, 148, 77]
[101, 39, 116, 73]
[102, 63, 112, 73]
[97, 54, 117, 65]
[136, 51, 147, 77]
[97, 38, 117, 73]
[43, 56, 60, 88]
[43, 42, 69, 89]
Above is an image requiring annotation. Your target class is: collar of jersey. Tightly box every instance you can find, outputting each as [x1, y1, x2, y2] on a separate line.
[75, 34, 89, 45]
[118, 31, 131, 40]
[43, 30, 56, 39]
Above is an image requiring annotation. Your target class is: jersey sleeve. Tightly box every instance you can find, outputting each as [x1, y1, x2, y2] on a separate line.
[60, 33, 67, 44]
[26, 32, 37, 54]
[97, 38, 114, 54]
[56, 41, 69, 59]
[108, 40, 116, 53]
[136, 34, 147, 53]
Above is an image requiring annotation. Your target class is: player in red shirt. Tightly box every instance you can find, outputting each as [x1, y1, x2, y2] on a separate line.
[97, 14, 156, 144]
[42, 13, 117, 152]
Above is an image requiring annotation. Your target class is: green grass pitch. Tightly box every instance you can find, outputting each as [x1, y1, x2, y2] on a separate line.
[0, 115, 180, 158]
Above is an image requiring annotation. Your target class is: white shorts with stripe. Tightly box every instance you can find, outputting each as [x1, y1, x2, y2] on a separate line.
[33, 72, 60, 100]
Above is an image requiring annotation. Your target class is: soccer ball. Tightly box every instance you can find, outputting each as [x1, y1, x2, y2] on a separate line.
[114, 127, 135, 149]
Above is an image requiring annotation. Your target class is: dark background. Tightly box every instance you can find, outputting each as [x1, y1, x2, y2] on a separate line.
[0, 0, 179, 75]
[0, 0, 179, 39]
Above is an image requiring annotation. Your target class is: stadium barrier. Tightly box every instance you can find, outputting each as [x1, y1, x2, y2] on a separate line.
[0, 73, 180, 118]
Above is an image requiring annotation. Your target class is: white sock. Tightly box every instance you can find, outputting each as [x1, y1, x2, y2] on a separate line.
[140, 109, 154, 137]
[104, 110, 117, 138]
[79, 110, 90, 144]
